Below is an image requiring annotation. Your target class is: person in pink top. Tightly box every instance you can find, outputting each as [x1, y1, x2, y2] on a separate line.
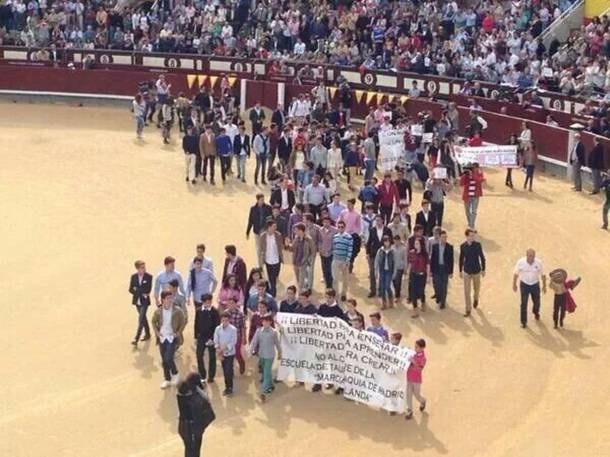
[217, 274, 244, 311]
[406, 338, 427, 420]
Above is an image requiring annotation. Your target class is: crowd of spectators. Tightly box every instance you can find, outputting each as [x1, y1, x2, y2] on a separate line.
[2, 0, 608, 97]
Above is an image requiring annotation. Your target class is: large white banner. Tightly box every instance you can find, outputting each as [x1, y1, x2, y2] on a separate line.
[276, 313, 414, 412]
[378, 129, 405, 171]
[454, 145, 518, 167]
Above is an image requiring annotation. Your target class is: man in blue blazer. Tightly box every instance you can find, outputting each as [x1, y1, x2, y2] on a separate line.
[129, 260, 153, 346]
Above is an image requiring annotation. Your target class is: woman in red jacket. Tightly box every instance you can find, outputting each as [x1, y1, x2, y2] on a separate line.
[377, 173, 400, 225]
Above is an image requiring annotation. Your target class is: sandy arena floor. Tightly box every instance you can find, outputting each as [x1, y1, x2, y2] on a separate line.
[0, 101, 609, 457]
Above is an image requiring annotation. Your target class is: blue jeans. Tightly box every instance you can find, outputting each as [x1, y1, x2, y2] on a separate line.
[159, 340, 178, 381]
[464, 197, 479, 229]
[320, 255, 333, 289]
[378, 270, 393, 300]
[135, 116, 144, 135]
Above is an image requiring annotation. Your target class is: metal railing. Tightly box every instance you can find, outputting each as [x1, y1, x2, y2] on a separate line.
[541, 0, 585, 47]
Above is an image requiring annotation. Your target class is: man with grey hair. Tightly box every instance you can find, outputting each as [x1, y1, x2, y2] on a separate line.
[512, 249, 546, 328]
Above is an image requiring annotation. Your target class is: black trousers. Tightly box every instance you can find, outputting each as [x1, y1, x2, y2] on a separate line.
[393, 269, 404, 298]
[178, 420, 204, 457]
[380, 205, 393, 225]
[221, 355, 235, 391]
[308, 203, 322, 220]
[202, 156, 215, 181]
[195, 155, 202, 177]
[134, 304, 150, 341]
[265, 262, 281, 297]
[553, 294, 566, 327]
[520, 282, 541, 325]
[349, 234, 361, 271]
[196, 339, 217, 381]
[431, 201, 444, 227]
[219, 155, 230, 181]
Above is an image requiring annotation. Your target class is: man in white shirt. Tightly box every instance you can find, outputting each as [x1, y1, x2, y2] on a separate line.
[152, 291, 186, 389]
[512, 249, 546, 328]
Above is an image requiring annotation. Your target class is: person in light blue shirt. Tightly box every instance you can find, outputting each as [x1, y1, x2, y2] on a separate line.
[309, 137, 328, 174]
[304, 174, 328, 219]
[246, 281, 278, 313]
[154, 256, 185, 305]
[214, 314, 237, 395]
[186, 257, 218, 306]
[327, 193, 347, 222]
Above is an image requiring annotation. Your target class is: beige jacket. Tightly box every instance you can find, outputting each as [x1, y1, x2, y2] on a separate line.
[151, 305, 187, 346]
[258, 231, 284, 264]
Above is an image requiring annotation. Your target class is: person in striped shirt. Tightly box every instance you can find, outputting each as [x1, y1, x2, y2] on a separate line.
[331, 220, 354, 301]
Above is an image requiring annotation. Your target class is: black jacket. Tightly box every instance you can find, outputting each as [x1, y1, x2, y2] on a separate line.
[277, 135, 292, 162]
[571, 141, 585, 165]
[459, 241, 486, 274]
[394, 178, 412, 202]
[177, 388, 216, 431]
[366, 226, 392, 256]
[271, 109, 285, 129]
[430, 242, 454, 275]
[588, 144, 605, 170]
[182, 134, 199, 155]
[194, 306, 220, 342]
[270, 188, 296, 212]
[318, 303, 345, 318]
[129, 272, 153, 306]
[233, 134, 251, 157]
[415, 210, 438, 237]
[246, 203, 272, 236]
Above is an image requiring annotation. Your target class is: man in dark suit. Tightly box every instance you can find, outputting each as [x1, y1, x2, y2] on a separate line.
[588, 136, 605, 194]
[249, 102, 265, 136]
[194, 293, 220, 382]
[270, 177, 296, 214]
[233, 124, 250, 182]
[415, 200, 437, 237]
[246, 193, 272, 268]
[271, 104, 285, 131]
[570, 132, 585, 191]
[366, 214, 392, 297]
[459, 228, 486, 317]
[430, 230, 454, 309]
[277, 126, 292, 172]
[129, 260, 153, 346]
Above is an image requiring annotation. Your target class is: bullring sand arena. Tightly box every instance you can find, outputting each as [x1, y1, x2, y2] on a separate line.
[1, 100, 610, 457]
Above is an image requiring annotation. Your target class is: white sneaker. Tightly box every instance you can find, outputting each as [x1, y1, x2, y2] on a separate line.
[170, 374, 180, 386]
[160, 380, 170, 389]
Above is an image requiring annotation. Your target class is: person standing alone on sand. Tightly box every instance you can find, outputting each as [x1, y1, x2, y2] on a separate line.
[459, 229, 486, 317]
[512, 249, 546, 328]
[405, 338, 427, 420]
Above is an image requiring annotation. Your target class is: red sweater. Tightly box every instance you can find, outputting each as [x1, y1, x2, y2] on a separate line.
[377, 182, 400, 207]
[459, 172, 484, 202]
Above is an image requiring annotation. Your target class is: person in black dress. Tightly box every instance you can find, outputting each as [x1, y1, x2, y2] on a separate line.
[177, 372, 216, 457]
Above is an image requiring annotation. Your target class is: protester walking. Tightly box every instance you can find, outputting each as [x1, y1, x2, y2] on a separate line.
[430, 230, 454, 309]
[258, 220, 283, 297]
[246, 193, 272, 269]
[405, 338, 427, 420]
[459, 229, 486, 317]
[194, 294, 220, 382]
[129, 260, 152, 346]
[459, 165, 485, 229]
[512, 249, 546, 328]
[366, 215, 392, 298]
[407, 238, 429, 317]
[199, 126, 217, 185]
[291, 223, 316, 292]
[319, 217, 339, 290]
[152, 291, 187, 389]
[183, 125, 199, 184]
[250, 315, 281, 402]
[214, 313, 238, 396]
[522, 143, 538, 191]
[253, 127, 269, 185]
[331, 220, 353, 301]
